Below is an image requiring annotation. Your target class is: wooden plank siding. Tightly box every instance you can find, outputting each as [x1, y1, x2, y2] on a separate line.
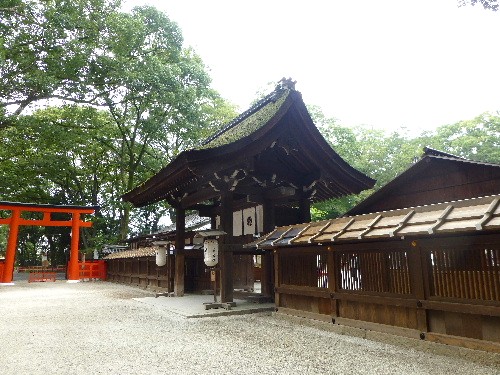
[273, 234, 500, 352]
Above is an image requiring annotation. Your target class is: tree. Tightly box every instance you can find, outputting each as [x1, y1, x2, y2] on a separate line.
[427, 112, 500, 164]
[84, 6, 236, 238]
[1, 1, 237, 240]
[458, 0, 499, 11]
[0, 105, 120, 262]
[0, 0, 118, 128]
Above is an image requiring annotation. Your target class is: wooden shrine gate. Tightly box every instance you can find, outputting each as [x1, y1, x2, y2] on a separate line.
[0, 202, 96, 284]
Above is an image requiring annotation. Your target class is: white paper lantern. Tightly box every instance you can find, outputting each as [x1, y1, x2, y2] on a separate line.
[155, 247, 167, 266]
[203, 239, 218, 267]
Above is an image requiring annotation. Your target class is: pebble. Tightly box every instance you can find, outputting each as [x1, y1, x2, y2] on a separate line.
[1, 281, 499, 375]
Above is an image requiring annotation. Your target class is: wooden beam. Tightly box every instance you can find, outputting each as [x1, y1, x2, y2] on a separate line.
[425, 332, 500, 353]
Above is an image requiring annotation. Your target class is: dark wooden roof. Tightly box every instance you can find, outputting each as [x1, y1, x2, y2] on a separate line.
[346, 149, 500, 216]
[250, 194, 500, 249]
[123, 81, 375, 210]
[124, 213, 210, 244]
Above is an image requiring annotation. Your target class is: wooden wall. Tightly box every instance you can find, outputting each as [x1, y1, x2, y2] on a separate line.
[351, 161, 500, 215]
[274, 233, 500, 352]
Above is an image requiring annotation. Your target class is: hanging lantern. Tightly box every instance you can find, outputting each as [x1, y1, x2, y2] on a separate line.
[155, 247, 167, 266]
[203, 239, 219, 267]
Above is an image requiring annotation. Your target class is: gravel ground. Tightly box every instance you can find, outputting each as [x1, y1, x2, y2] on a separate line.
[1, 281, 499, 375]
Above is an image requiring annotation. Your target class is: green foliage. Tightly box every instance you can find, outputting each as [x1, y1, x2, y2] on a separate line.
[426, 113, 500, 164]
[309, 106, 500, 221]
[458, 0, 499, 11]
[0, 0, 120, 126]
[0, 1, 237, 242]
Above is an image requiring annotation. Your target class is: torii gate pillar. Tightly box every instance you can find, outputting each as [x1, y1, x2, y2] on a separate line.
[2, 209, 21, 284]
[67, 213, 81, 282]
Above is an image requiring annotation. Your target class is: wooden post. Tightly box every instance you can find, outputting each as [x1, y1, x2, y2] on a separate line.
[174, 208, 185, 296]
[299, 196, 311, 223]
[327, 248, 339, 319]
[274, 249, 280, 306]
[408, 240, 428, 334]
[261, 200, 275, 298]
[2, 208, 20, 283]
[219, 192, 234, 303]
[67, 212, 81, 282]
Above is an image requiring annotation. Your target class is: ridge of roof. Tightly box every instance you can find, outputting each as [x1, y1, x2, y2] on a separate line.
[199, 78, 297, 149]
[426, 154, 500, 168]
[423, 146, 465, 159]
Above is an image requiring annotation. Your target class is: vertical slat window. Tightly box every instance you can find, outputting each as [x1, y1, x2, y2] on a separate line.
[280, 252, 328, 288]
[427, 246, 500, 301]
[338, 249, 411, 294]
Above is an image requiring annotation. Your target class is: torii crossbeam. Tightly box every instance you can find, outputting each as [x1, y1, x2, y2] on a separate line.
[0, 202, 97, 284]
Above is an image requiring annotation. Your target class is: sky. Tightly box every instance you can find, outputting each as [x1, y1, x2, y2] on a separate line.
[122, 0, 500, 135]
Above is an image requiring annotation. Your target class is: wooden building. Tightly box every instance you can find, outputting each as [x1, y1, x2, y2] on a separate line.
[122, 78, 375, 301]
[249, 150, 500, 352]
[347, 147, 500, 215]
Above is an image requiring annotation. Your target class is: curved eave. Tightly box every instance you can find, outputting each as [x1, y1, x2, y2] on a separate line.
[123, 90, 375, 208]
[287, 97, 375, 196]
[122, 153, 195, 207]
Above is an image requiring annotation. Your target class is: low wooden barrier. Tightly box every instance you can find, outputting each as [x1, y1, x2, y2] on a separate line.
[18, 265, 67, 273]
[28, 271, 57, 282]
[273, 234, 500, 353]
[78, 260, 107, 280]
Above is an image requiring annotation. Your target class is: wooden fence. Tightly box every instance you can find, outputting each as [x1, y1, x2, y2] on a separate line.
[106, 256, 174, 293]
[106, 251, 255, 294]
[79, 260, 107, 280]
[274, 233, 500, 352]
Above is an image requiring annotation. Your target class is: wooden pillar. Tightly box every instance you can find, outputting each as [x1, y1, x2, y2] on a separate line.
[67, 212, 81, 282]
[174, 208, 185, 296]
[273, 249, 280, 306]
[408, 240, 428, 334]
[219, 192, 234, 303]
[261, 200, 275, 298]
[2, 208, 21, 283]
[299, 196, 311, 223]
[327, 247, 339, 319]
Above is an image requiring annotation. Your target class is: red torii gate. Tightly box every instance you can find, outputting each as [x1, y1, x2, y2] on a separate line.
[0, 202, 97, 284]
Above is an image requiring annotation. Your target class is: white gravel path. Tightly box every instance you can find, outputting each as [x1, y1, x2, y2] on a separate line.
[1, 281, 499, 375]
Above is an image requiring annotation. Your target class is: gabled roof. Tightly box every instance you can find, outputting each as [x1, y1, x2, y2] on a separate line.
[123, 79, 375, 208]
[345, 148, 500, 216]
[250, 194, 500, 249]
